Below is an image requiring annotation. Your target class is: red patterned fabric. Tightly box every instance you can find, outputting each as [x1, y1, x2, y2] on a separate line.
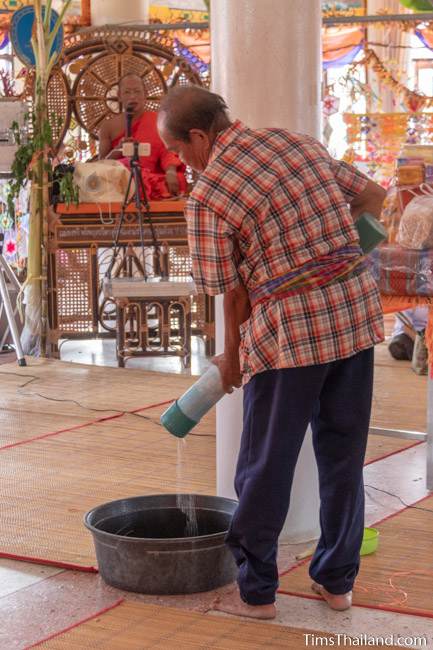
[187, 120, 384, 383]
[112, 111, 186, 199]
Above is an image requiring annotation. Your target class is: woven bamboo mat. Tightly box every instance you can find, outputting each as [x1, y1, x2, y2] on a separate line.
[0, 359, 196, 448]
[0, 353, 419, 456]
[0, 358, 195, 413]
[0, 401, 413, 570]
[0, 399, 99, 449]
[279, 495, 433, 618]
[35, 601, 400, 649]
[371, 343, 427, 433]
[0, 413, 215, 569]
[0, 352, 421, 569]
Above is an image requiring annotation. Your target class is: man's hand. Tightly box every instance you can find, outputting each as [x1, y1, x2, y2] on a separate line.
[165, 166, 180, 196]
[350, 178, 386, 221]
[212, 354, 242, 394]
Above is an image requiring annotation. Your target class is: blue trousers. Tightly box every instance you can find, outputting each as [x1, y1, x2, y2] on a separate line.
[225, 348, 374, 605]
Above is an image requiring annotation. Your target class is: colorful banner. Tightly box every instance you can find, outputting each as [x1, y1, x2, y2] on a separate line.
[0, 1, 32, 12]
[323, 26, 364, 68]
[0, 0, 89, 27]
[149, 6, 364, 70]
[149, 6, 209, 24]
[149, 5, 210, 67]
[415, 26, 433, 52]
[322, 1, 365, 13]
[0, 28, 8, 48]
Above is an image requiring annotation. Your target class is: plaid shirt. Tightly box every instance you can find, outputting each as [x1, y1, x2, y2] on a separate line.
[186, 120, 384, 383]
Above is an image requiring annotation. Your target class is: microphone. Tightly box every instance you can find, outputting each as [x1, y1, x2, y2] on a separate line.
[125, 104, 134, 139]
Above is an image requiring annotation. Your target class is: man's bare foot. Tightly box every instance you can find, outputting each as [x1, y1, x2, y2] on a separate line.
[212, 592, 277, 620]
[311, 582, 352, 611]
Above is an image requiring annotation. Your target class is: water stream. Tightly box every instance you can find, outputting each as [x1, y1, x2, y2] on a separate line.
[176, 438, 199, 537]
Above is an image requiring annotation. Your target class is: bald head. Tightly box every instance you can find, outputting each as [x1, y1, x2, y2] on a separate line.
[119, 72, 144, 90]
[118, 73, 146, 116]
[158, 86, 231, 143]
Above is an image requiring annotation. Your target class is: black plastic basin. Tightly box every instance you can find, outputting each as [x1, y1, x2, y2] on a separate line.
[84, 494, 238, 595]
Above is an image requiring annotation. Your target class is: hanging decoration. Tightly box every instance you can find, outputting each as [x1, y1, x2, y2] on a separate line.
[3, 234, 16, 257]
[1, 213, 12, 230]
[0, 179, 29, 271]
[343, 112, 433, 186]
[340, 66, 379, 108]
[323, 93, 341, 116]
[358, 48, 433, 111]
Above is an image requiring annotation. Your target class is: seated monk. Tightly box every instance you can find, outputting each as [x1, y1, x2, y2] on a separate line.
[99, 73, 186, 199]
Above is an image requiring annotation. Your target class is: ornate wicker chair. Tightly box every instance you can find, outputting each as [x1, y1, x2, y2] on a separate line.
[45, 26, 213, 364]
[47, 25, 207, 152]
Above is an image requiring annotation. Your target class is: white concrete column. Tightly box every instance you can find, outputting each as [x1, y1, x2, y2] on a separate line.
[91, 0, 149, 26]
[212, 0, 322, 542]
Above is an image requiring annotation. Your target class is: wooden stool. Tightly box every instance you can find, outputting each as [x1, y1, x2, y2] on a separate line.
[104, 278, 196, 368]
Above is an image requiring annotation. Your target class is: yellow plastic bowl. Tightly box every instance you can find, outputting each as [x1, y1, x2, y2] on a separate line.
[360, 527, 379, 556]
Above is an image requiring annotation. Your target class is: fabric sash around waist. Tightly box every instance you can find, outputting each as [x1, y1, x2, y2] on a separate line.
[249, 246, 367, 308]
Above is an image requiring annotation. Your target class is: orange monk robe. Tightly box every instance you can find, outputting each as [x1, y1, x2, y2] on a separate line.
[112, 111, 187, 199]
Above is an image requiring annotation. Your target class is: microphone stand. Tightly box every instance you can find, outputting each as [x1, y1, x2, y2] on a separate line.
[106, 107, 165, 281]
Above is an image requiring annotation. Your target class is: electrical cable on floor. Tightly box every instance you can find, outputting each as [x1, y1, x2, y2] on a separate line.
[0, 371, 40, 389]
[364, 484, 433, 513]
[0, 370, 216, 437]
[20, 391, 123, 414]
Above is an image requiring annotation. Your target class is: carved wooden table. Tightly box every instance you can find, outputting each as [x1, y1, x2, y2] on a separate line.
[48, 200, 215, 359]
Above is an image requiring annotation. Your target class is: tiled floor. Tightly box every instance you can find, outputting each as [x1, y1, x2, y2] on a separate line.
[1, 330, 432, 649]
[59, 335, 210, 375]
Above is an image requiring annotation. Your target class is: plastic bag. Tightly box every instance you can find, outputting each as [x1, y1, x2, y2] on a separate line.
[398, 187, 433, 250]
[412, 332, 428, 376]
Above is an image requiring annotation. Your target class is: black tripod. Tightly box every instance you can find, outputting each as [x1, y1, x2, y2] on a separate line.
[106, 141, 165, 281]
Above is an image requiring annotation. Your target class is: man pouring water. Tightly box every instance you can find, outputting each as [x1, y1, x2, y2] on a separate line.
[158, 86, 385, 620]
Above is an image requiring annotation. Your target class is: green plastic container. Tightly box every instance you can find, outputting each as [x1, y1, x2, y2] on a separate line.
[160, 400, 198, 438]
[360, 527, 379, 556]
[355, 212, 388, 254]
[160, 365, 225, 438]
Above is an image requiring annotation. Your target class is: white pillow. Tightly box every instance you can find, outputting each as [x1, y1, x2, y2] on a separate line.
[73, 160, 134, 203]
